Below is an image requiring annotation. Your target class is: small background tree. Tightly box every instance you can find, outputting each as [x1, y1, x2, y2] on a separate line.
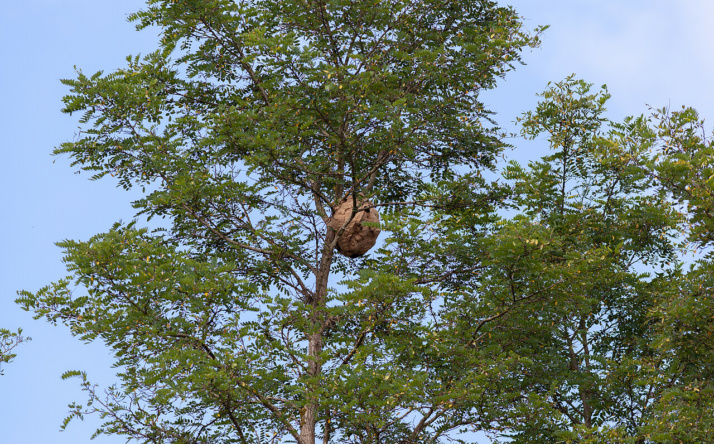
[0, 328, 29, 376]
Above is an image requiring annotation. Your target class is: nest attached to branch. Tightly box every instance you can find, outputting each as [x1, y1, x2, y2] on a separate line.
[328, 196, 381, 258]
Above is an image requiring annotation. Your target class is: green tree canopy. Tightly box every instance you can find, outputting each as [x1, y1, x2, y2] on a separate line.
[15, 1, 714, 443]
[18, 1, 544, 443]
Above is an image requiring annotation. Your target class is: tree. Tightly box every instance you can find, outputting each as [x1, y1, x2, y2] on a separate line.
[16, 1, 714, 443]
[637, 106, 714, 443]
[470, 81, 714, 443]
[0, 328, 29, 376]
[17, 0, 546, 443]
[478, 78, 681, 443]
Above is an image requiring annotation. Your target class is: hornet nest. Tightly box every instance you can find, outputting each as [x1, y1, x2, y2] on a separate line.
[328, 196, 381, 258]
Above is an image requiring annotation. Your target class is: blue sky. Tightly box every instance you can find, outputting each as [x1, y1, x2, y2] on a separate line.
[1, 1, 713, 443]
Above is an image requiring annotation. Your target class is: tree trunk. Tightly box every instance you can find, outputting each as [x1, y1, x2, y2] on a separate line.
[300, 227, 336, 444]
[300, 331, 323, 444]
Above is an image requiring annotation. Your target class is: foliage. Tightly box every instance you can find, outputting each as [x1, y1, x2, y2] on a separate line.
[14, 0, 714, 443]
[0, 328, 30, 376]
[472, 78, 682, 443]
[17, 0, 544, 443]
[638, 106, 714, 443]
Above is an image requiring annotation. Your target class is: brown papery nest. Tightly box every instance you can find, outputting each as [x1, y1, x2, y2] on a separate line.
[328, 196, 381, 258]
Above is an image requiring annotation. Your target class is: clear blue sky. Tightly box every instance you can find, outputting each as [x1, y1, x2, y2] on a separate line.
[1, 1, 713, 443]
